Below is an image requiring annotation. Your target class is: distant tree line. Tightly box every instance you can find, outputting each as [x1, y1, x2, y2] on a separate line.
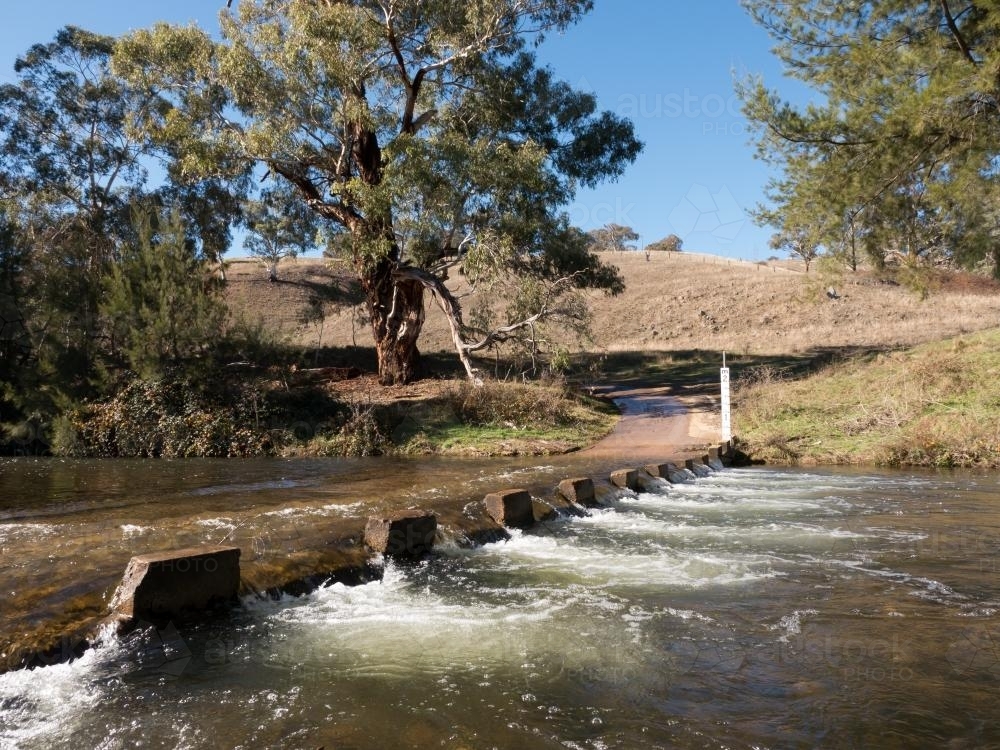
[585, 225, 683, 254]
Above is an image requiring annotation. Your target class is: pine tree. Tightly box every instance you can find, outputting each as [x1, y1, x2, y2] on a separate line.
[102, 208, 227, 380]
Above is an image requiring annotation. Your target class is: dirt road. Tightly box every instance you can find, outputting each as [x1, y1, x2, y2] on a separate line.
[583, 384, 721, 460]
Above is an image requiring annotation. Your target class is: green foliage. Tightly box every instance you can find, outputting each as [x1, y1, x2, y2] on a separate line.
[114, 1, 641, 384]
[59, 377, 273, 458]
[102, 208, 227, 380]
[0, 26, 244, 439]
[310, 400, 390, 457]
[0, 27, 150, 414]
[647, 234, 683, 252]
[740, 0, 1000, 278]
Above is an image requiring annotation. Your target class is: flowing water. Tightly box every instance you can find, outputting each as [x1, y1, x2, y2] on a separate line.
[2, 462, 1000, 749]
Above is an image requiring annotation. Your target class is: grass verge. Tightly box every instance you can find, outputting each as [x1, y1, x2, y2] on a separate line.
[278, 377, 619, 457]
[734, 327, 1000, 468]
[366, 379, 618, 457]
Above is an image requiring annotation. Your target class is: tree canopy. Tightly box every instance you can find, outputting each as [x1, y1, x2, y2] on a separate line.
[0, 26, 236, 444]
[646, 234, 682, 253]
[114, 0, 642, 384]
[586, 223, 639, 253]
[740, 0, 1000, 278]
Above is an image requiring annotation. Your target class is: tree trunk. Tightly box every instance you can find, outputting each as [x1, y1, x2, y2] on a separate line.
[363, 257, 425, 385]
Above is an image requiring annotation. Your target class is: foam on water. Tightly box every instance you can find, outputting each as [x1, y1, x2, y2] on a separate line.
[0, 523, 57, 545]
[468, 525, 780, 590]
[194, 517, 237, 532]
[3, 465, 998, 748]
[0, 636, 122, 748]
[579, 509, 868, 553]
[252, 562, 655, 681]
[768, 609, 821, 642]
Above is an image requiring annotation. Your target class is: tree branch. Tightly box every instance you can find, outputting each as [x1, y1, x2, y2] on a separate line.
[392, 265, 585, 383]
[940, 0, 977, 65]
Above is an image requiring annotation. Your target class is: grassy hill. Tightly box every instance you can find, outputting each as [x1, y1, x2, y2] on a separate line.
[226, 251, 1000, 363]
[222, 251, 1000, 466]
[734, 328, 1000, 467]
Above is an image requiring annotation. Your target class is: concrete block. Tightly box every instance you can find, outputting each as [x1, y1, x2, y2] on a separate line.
[685, 458, 712, 477]
[610, 469, 640, 491]
[643, 462, 678, 479]
[485, 489, 535, 528]
[557, 477, 597, 507]
[365, 511, 437, 559]
[111, 546, 241, 622]
[646, 462, 692, 484]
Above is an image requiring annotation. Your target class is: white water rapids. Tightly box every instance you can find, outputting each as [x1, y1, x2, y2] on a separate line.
[2, 466, 1000, 748]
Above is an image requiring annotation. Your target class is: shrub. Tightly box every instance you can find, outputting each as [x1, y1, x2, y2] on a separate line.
[62, 377, 273, 457]
[446, 379, 576, 428]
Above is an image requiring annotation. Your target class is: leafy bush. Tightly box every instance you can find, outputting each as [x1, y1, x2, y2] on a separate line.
[60, 377, 273, 457]
[309, 400, 390, 457]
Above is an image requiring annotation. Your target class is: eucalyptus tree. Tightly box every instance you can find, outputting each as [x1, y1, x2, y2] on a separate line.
[587, 223, 639, 253]
[243, 183, 322, 281]
[0, 26, 244, 424]
[114, 0, 641, 384]
[740, 0, 1000, 277]
[0, 26, 166, 412]
[646, 234, 682, 253]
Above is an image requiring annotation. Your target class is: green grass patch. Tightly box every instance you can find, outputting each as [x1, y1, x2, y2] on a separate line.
[393, 380, 618, 456]
[734, 328, 1000, 468]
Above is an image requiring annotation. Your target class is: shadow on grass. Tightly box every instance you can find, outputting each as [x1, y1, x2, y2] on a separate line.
[274, 275, 366, 307]
[301, 345, 469, 379]
[569, 345, 900, 395]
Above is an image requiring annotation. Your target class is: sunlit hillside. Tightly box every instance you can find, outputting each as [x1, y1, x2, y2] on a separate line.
[225, 251, 1000, 361]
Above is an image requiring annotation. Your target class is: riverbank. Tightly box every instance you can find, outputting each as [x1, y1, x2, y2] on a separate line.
[43, 373, 618, 459]
[0, 385, 722, 676]
[734, 327, 1000, 468]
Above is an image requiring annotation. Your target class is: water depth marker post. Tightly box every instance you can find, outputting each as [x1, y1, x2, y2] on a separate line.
[720, 352, 732, 442]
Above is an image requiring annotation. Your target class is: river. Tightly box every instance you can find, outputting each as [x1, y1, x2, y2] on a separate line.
[2, 459, 999, 748]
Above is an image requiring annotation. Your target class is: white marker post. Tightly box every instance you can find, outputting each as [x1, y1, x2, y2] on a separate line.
[720, 352, 732, 442]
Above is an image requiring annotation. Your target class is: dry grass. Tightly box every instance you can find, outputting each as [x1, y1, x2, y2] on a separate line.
[226, 252, 1000, 363]
[734, 330, 1000, 467]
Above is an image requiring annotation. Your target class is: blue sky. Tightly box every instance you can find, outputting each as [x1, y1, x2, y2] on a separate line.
[1, 1, 799, 259]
